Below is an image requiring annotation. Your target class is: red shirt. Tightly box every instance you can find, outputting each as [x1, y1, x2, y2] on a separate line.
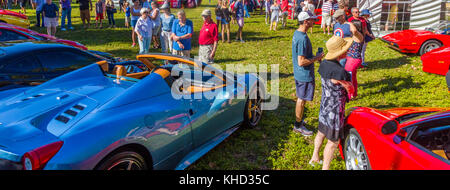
[348, 16, 367, 31]
[198, 20, 218, 45]
[281, 0, 289, 12]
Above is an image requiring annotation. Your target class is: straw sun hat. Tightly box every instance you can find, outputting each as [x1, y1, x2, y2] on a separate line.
[324, 36, 354, 60]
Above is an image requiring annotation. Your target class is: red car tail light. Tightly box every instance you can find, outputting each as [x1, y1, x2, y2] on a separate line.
[22, 141, 63, 170]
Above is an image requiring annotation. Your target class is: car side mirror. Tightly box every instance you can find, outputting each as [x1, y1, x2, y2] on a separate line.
[381, 120, 398, 135]
[393, 128, 408, 144]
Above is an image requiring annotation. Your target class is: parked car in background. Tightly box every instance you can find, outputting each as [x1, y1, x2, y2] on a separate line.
[421, 46, 450, 76]
[0, 41, 117, 91]
[0, 23, 87, 50]
[0, 9, 30, 28]
[341, 107, 450, 170]
[381, 21, 450, 55]
[0, 53, 265, 170]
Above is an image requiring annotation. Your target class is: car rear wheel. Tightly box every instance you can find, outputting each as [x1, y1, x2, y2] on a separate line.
[419, 40, 442, 55]
[344, 128, 371, 170]
[243, 87, 263, 127]
[96, 151, 148, 170]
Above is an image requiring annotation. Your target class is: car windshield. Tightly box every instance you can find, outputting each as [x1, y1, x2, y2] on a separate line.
[425, 21, 449, 35]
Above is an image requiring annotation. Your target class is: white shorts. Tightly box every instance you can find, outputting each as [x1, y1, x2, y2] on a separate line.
[44, 17, 58, 28]
[321, 13, 331, 27]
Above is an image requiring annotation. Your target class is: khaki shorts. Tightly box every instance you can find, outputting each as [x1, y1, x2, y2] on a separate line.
[80, 9, 90, 22]
[198, 44, 214, 64]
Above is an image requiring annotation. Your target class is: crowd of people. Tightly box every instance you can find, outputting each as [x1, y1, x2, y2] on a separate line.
[290, 0, 376, 170]
[3, 0, 378, 170]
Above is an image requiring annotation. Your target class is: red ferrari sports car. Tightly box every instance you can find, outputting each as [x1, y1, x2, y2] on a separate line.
[421, 46, 450, 76]
[0, 23, 87, 50]
[340, 107, 450, 170]
[381, 21, 450, 55]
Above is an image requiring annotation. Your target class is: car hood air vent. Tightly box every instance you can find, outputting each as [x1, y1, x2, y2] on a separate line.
[19, 93, 45, 102]
[54, 104, 86, 124]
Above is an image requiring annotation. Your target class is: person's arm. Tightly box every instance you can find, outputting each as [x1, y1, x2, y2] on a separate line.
[179, 22, 192, 39]
[331, 79, 354, 98]
[134, 20, 143, 40]
[297, 55, 323, 66]
[210, 25, 219, 59]
[150, 9, 158, 19]
[89, 0, 93, 11]
[347, 22, 363, 43]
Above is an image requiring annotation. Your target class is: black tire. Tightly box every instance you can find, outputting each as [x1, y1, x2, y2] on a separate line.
[343, 128, 372, 170]
[419, 40, 442, 55]
[95, 151, 148, 170]
[243, 87, 263, 128]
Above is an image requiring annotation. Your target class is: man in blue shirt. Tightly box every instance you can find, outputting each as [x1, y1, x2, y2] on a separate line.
[60, 0, 74, 31]
[42, 0, 59, 36]
[292, 11, 323, 136]
[233, 0, 245, 43]
[171, 10, 193, 58]
[35, 0, 46, 27]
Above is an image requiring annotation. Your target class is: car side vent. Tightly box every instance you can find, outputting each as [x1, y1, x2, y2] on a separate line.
[73, 104, 86, 111]
[54, 104, 87, 124]
[55, 115, 70, 124]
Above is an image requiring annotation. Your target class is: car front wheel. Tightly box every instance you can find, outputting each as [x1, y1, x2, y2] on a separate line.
[344, 128, 371, 170]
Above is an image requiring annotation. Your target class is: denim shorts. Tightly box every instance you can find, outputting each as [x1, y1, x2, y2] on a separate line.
[131, 19, 138, 28]
[295, 80, 315, 101]
[221, 18, 229, 25]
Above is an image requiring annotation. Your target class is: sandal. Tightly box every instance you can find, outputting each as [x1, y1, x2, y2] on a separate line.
[308, 160, 323, 167]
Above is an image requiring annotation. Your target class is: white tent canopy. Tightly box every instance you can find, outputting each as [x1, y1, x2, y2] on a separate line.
[356, 0, 449, 37]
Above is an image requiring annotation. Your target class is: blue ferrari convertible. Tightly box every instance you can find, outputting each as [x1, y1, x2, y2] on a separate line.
[0, 53, 265, 170]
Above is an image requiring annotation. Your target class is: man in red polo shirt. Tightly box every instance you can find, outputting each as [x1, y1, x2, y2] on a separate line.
[198, 9, 219, 64]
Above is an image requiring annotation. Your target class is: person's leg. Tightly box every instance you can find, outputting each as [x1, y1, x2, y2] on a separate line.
[310, 131, 326, 163]
[52, 26, 56, 36]
[239, 26, 243, 41]
[361, 42, 368, 66]
[344, 57, 361, 98]
[112, 12, 115, 26]
[61, 8, 67, 30]
[322, 139, 339, 170]
[295, 98, 306, 123]
[145, 36, 151, 54]
[36, 11, 41, 27]
[160, 31, 167, 53]
[221, 22, 225, 42]
[86, 10, 90, 28]
[67, 7, 72, 29]
[46, 26, 51, 36]
[226, 24, 230, 42]
[107, 11, 112, 26]
[138, 37, 145, 54]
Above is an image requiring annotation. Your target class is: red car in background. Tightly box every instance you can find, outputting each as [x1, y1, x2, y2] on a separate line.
[340, 107, 450, 170]
[381, 21, 450, 55]
[421, 46, 450, 76]
[0, 23, 87, 50]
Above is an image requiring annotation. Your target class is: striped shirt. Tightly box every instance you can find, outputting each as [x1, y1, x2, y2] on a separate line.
[322, 1, 332, 14]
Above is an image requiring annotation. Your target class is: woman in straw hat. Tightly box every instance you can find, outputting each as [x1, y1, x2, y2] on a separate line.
[309, 35, 355, 170]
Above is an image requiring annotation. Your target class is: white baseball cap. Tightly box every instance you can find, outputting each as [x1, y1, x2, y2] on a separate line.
[298, 11, 318, 22]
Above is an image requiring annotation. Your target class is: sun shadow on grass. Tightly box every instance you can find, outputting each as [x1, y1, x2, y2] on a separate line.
[365, 56, 412, 71]
[360, 76, 424, 96]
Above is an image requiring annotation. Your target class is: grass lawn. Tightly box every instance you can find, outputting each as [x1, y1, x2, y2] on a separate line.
[8, 0, 450, 170]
